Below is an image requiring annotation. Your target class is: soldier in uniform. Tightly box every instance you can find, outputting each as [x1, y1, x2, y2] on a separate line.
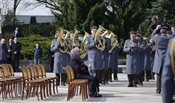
[101, 34, 110, 84]
[51, 32, 69, 86]
[152, 25, 170, 94]
[123, 31, 141, 87]
[86, 26, 102, 83]
[143, 37, 154, 81]
[136, 34, 145, 85]
[162, 37, 175, 103]
[108, 35, 120, 81]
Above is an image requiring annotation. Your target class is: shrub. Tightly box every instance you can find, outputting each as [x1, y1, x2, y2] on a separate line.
[18, 35, 53, 60]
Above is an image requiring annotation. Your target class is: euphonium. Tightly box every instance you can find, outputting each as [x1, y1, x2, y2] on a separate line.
[94, 25, 108, 51]
[57, 28, 69, 53]
[109, 31, 118, 53]
[80, 31, 89, 59]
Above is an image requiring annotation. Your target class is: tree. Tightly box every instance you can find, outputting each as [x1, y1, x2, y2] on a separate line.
[36, 0, 154, 40]
[105, 0, 153, 40]
[13, 0, 22, 26]
[36, 0, 106, 31]
[148, 0, 175, 23]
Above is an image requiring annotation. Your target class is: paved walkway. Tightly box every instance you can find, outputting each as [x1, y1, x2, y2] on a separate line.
[1, 73, 162, 103]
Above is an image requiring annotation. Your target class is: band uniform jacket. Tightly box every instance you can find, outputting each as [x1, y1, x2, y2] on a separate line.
[123, 39, 141, 74]
[162, 38, 175, 103]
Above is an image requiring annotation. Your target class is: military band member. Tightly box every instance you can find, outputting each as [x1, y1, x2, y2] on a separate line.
[123, 31, 141, 87]
[152, 25, 170, 94]
[108, 35, 120, 81]
[51, 32, 69, 86]
[136, 34, 144, 85]
[101, 34, 110, 84]
[86, 26, 102, 83]
[143, 37, 154, 81]
[162, 37, 175, 103]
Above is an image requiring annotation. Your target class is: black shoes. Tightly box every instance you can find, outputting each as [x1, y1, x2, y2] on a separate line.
[156, 89, 161, 94]
[128, 84, 137, 87]
[89, 93, 102, 98]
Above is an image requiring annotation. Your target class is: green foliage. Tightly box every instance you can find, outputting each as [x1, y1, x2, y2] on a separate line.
[18, 35, 52, 60]
[139, 0, 175, 37]
[21, 24, 56, 37]
[148, 0, 175, 21]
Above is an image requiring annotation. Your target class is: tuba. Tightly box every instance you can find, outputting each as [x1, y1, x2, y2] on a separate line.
[108, 31, 118, 53]
[80, 31, 89, 59]
[94, 25, 108, 51]
[57, 28, 69, 53]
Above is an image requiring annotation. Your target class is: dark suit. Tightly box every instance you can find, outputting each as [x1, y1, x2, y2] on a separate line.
[0, 43, 8, 64]
[70, 56, 100, 95]
[11, 42, 21, 72]
[7, 43, 12, 64]
[48, 48, 54, 72]
[12, 30, 20, 38]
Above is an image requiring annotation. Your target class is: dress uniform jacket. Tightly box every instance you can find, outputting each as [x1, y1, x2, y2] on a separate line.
[152, 33, 169, 74]
[108, 41, 119, 69]
[137, 38, 145, 73]
[162, 38, 175, 103]
[86, 35, 101, 70]
[123, 39, 141, 74]
[51, 39, 69, 73]
[143, 41, 154, 71]
[101, 37, 110, 69]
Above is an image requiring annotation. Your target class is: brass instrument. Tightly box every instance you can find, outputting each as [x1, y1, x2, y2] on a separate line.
[71, 29, 80, 44]
[57, 28, 69, 53]
[80, 31, 89, 59]
[108, 31, 118, 53]
[94, 25, 108, 51]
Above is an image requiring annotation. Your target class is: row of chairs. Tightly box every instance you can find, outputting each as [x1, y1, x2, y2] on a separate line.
[0, 64, 89, 101]
[64, 66, 89, 101]
[0, 64, 22, 100]
[19, 64, 58, 100]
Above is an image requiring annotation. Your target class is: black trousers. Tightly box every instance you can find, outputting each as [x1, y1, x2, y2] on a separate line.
[127, 74, 138, 86]
[0, 60, 6, 64]
[156, 66, 163, 92]
[145, 70, 152, 80]
[56, 73, 67, 85]
[113, 69, 118, 80]
[77, 74, 100, 95]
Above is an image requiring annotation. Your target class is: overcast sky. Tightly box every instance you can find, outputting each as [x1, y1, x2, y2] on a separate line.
[17, 0, 53, 16]
[2, 0, 53, 16]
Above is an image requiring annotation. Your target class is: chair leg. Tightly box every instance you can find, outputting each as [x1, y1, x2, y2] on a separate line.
[35, 84, 40, 101]
[42, 81, 45, 98]
[40, 83, 43, 100]
[21, 83, 25, 100]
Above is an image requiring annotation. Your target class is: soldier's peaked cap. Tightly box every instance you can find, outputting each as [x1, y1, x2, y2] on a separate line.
[90, 26, 98, 30]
